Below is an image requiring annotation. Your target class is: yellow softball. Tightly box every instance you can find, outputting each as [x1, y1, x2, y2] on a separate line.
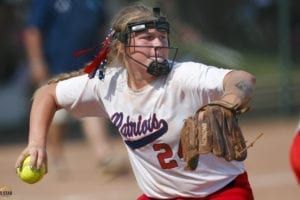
[17, 156, 46, 184]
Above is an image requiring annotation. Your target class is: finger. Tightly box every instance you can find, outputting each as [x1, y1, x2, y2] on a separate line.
[223, 114, 235, 161]
[15, 151, 29, 169]
[29, 151, 38, 169]
[198, 110, 212, 154]
[45, 157, 48, 173]
[210, 106, 225, 158]
[36, 151, 48, 173]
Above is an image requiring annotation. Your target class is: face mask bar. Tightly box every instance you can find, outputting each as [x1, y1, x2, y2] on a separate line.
[117, 7, 178, 76]
[81, 7, 178, 79]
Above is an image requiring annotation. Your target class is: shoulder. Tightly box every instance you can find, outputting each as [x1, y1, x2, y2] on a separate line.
[166, 61, 232, 95]
[56, 74, 91, 90]
[172, 61, 205, 71]
[101, 66, 126, 82]
[96, 67, 127, 90]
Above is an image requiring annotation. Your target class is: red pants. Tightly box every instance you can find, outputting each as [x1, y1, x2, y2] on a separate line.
[290, 132, 300, 183]
[138, 172, 254, 200]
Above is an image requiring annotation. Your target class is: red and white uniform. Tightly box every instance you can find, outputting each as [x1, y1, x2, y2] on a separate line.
[290, 120, 300, 184]
[56, 62, 245, 198]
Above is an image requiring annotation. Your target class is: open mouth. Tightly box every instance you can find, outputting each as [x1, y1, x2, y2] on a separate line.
[149, 57, 165, 63]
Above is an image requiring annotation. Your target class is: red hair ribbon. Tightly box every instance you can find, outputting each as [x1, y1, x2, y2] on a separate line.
[73, 47, 94, 58]
[83, 32, 114, 74]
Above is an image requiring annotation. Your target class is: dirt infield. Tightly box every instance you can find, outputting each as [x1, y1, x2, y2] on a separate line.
[1, 116, 300, 200]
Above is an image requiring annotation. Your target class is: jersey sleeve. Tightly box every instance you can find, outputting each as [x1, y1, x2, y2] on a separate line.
[56, 75, 109, 119]
[171, 62, 231, 105]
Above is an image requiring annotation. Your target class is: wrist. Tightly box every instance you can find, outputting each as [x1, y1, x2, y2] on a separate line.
[221, 93, 243, 105]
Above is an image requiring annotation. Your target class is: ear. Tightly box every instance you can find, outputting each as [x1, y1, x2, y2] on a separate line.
[117, 42, 125, 54]
[117, 32, 128, 44]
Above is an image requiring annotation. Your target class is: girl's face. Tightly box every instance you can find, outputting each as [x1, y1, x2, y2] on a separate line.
[126, 28, 169, 68]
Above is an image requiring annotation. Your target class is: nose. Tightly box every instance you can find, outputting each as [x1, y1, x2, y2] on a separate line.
[152, 37, 165, 47]
[151, 38, 167, 57]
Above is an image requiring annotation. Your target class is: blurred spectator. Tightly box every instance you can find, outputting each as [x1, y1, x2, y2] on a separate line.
[0, 1, 25, 84]
[23, 0, 128, 178]
[291, 1, 300, 62]
[0, 1, 30, 129]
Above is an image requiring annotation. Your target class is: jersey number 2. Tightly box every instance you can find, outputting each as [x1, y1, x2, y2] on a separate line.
[153, 143, 183, 169]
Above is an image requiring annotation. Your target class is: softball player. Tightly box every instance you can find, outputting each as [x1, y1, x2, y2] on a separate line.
[16, 3, 256, 199]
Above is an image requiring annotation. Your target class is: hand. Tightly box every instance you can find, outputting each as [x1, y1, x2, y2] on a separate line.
[15, 144, 48, 173]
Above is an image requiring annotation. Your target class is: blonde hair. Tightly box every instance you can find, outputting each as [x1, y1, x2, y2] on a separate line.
[49, 3, 164, 84]
[48, 69, 84, 84]
[107, 3, 161, 66]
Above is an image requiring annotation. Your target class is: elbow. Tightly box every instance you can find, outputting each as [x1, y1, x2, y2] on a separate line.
[246, 71, 256, 86]
[224, 70, 256, 97]
[236, 70, 256, 87]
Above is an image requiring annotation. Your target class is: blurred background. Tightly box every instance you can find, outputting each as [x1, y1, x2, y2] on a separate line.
[0, 0, 299, 199]
[0, 0, 299, 141]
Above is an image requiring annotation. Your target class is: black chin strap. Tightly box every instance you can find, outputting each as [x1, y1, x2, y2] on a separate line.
[125, 52, 170, 77]
[147, 60, 170, 76]
[124, 46, 178, 77]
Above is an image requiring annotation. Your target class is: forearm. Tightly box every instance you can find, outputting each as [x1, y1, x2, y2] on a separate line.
[23, 27, 49, 83]
[28, 84, 59, 148]
[221, 70, 256, 106]
[24, 28, 45, 66]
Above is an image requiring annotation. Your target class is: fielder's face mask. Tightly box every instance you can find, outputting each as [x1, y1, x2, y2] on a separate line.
[117, 8, 178, 77]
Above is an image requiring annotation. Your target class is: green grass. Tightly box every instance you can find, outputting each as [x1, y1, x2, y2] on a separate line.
[239, 51, 300, 88]
[174, 39, 300, 89]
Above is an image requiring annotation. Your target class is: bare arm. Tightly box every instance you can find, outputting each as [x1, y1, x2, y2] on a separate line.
[23, 27, 50, 84]
[221, 70, 256, 107]
[15, 83, 59, 171]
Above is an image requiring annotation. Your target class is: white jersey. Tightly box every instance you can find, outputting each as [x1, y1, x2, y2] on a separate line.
[56, 61, 245, 198]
